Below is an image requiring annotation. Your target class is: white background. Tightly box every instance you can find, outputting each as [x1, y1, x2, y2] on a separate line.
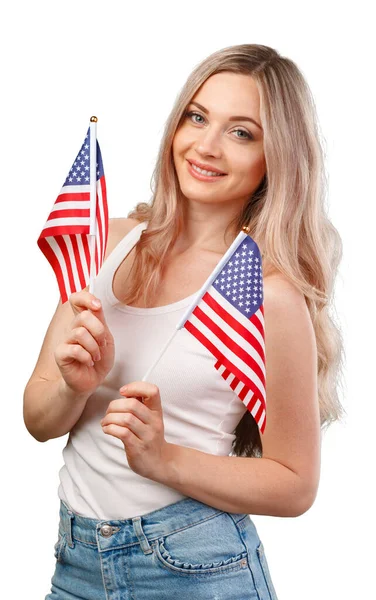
[1, 1, 374, 598]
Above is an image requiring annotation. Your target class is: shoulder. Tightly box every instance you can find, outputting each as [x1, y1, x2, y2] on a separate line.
[262, 272, 315, 358]
[263, 272, 309, 319]
[103, 217, 145, 261]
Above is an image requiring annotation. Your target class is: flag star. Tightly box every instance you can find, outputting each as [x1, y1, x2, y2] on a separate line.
[84, 144, 89, 149]
[97, 170, 99, 176]
[77, 176, 81, 182]
[85, 154, 89, 160]
[85, 176, 89, 181]
[72, 171, 77, 177]
[69, 177, 73, 182]
[85, 166, 89, 171]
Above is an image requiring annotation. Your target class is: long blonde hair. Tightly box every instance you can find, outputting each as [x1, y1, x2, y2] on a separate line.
[124, 43, 346, 457]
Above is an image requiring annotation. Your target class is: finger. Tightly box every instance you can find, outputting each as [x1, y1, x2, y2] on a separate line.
[102, 413, 146, 439]
[69, 292, 108, 330]
[55, 341, 95, 367]
[66, 326, 102, 362]
[105, 398, 150, 424]
[73, 310, 107, 349]
[120, 382, 159, 397]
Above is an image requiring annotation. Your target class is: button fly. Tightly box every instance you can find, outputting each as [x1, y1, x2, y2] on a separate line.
[100, 524, 113, 537]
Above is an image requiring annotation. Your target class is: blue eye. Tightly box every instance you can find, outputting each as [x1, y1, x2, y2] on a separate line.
[184, 111, 254, 141]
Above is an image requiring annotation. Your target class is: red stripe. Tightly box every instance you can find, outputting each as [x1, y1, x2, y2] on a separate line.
[37, 238, 68, 303]
[38, 225, 90, 238]
[192, 294, 266, 388]
[183, 319, 265, 409]
[101, 176, 109, 258]
[46, 209, 90, 220]
[69, 235, 86, 289]
[56, 236, 76, 296]
[56, 192, 90, 202]
[203, 291, 265, 363]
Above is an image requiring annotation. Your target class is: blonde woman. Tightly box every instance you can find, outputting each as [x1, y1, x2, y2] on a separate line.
[24, 43, 345, 600]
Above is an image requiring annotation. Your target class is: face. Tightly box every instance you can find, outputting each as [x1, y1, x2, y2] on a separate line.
[172, 72, 266, 212]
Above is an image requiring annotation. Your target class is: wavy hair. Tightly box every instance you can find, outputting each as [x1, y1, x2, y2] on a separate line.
[123, 43, 346, 457]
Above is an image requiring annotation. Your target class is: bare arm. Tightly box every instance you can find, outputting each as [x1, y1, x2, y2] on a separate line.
[156, 275, 322, 517]
[23, 217, 141, 442]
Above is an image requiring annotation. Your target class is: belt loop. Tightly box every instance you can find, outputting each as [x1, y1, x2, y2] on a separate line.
[132, 517, 152, 555]
[61, 500, 75, 548]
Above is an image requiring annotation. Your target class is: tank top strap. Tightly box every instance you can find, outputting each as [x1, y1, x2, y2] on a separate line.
[93, 220, 148, 300]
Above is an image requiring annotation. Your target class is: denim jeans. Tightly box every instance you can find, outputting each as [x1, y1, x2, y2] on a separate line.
[45, 496, 278, 599]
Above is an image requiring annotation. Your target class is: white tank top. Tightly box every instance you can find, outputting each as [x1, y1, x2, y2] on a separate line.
[58, 221, 247, 519]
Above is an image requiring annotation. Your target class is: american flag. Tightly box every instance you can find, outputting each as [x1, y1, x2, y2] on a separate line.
[37, 127, 108, 303]
[179, 232, 266, 434]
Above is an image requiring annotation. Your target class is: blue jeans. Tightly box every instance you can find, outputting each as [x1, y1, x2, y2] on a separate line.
[45, 497, 278, 599]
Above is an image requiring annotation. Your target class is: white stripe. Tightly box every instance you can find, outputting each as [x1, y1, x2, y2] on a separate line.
[45, 237, 72, 298]
[41, 217, 90, 229]
[62, 235, 82, 291]
[210, 286, 265, 351]
[51, 201, 90, 211]
[76, 235, 90, 283]
[60, 184, 91, 194]
[188, 296, 266, 400]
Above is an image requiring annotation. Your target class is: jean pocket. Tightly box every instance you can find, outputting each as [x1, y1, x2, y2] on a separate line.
[255, 541, 279, 600]
[53, 531, 67, 564]
[153, 511, 249, 576]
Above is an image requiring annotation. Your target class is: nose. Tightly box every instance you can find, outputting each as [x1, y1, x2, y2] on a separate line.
[195, 127, 222, 158]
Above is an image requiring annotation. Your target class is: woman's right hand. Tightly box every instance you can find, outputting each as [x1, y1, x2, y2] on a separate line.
[54, 291, 115, 396]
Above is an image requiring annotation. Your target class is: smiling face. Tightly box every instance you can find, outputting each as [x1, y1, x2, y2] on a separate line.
[172, 72, 266, 213]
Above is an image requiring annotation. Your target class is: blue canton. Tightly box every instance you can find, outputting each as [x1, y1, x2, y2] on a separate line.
[213, 236, 263, 317]
[63, 127, 104, 187]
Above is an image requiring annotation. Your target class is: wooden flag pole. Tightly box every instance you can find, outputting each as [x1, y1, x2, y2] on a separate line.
[89, 116, 98, 294]
[141, 226, 251, 382]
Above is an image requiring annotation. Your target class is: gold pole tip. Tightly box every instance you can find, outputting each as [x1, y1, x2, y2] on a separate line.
[90, 116, 98, 122]
[242, 226, 250, 234]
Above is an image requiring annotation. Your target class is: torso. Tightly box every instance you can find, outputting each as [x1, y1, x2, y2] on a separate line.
[111, 220, 225, 308]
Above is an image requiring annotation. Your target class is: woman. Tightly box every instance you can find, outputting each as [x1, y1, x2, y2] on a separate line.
[24, 43, 345, 600]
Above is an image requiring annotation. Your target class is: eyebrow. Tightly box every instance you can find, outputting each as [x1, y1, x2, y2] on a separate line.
[189, 101, 263, 131]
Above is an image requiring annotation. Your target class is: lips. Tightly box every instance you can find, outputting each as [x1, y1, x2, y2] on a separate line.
[187, 159, 227, 175]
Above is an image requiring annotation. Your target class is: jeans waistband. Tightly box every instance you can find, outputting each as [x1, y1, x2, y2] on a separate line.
[58, 497, 251, 555]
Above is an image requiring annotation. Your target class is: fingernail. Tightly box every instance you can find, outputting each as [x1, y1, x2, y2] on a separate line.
[92, 300, 101, 308]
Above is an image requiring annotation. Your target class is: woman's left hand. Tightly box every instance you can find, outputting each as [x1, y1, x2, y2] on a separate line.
[100, 381, 172, 482]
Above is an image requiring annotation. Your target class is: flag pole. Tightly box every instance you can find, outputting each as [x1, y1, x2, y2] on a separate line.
[89, 116, 98, 294]
[141, 226, 251, 382]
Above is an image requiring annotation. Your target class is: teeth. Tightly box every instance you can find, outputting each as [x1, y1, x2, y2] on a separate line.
[191, 163, 224, 176]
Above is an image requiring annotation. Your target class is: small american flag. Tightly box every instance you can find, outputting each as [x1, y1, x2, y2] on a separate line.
[37, 127, 108, 303]
[179, 231, 266, 434]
